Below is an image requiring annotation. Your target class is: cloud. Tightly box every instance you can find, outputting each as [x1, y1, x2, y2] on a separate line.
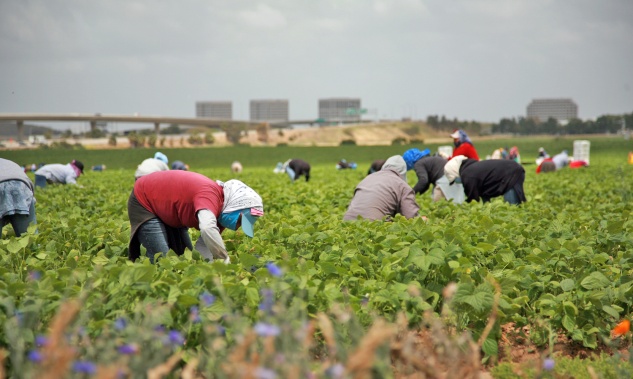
[238, 4, 287, 29]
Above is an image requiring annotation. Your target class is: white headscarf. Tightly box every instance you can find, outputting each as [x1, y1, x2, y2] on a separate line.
[381, 155, 408, 181]
[444, 155, 468, 183]
[217, 179, 264, 214]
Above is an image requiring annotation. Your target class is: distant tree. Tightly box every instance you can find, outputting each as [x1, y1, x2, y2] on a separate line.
[162, 124, 182, 135]
[256, 123, 270, 143]
[160, 136, 166, 147]
[108, 134, 117, 147]
[62, 129, 73, 139]
[204, 132, 215, 145]
[127, 132, 139, 148]
[147, 134, 157, 147]
[188, 133, 203, 145]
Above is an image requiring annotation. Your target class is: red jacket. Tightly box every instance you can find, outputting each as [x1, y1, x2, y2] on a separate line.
[451, 142, 479, 161]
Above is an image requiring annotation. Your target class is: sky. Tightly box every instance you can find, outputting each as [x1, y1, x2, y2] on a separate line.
[1, 0, 632, 127]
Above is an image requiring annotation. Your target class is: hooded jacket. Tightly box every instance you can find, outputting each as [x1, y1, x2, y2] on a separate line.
[453, 159, 527, 203]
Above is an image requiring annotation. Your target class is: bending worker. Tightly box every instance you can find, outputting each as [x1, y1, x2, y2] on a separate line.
[344, 155, 422, 221]
[128, 170, 264, 263]
[1, 158, 36, 237]
[450, 129, 479, 160]
[444, 155, 526, 205]
[283, 159, 311, 182]
[34, 160, 84, 187]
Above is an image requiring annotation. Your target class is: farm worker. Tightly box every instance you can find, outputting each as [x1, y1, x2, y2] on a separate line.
[231, 161, 243, 174]
[0, 158, 37, 237]
[449, 129, 480, 161]
[273, 162, 284, 174]
[509, 146, 521, 163]
[343, 155, 422, 221]
[171, 160, 189, 171]
[403, 148, 465, 203]
[127, 171, 264, 263]
[367, 159, 386, 175]
[283, 159, 311, 182]
[34, 160, 84, 188]
[336, 159, 357, 170]
[444, 156, 526, 205]
[91, 164, 106, 171]
[552, 150, 569, 169]
[135, 152, 169, 179]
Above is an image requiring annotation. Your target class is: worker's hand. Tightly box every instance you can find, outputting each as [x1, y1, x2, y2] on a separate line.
[223, 256, 231, 264]
[421, 216, 428, 222]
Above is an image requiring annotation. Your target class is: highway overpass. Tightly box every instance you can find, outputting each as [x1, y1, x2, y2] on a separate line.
[0, 113, 268, 140]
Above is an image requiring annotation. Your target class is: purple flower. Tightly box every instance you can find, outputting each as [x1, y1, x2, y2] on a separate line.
[189, 306, 201, 323]
[266, 263, 282, 277]
[114, 318, 127, 331]
[361, 295, 369, 307]
[28, 350, 43, 363]
[259, 289, 275, 313]
[35, 335, 48, 347]
[200, 292, 215, 307]
[117, 344, 139, 355]
[217, 325, 226, 336]
[72, 360, 97, 374]
[154, 325, 166, 334]
[543, 358, 555, 371]
[166, 330, 184, 346]
[254, 322, 280, 337]
[28, 271, 42, 281]
[255, 367, 277, 379]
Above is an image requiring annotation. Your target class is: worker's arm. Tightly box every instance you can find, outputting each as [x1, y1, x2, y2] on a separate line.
[197, 209, 230, 263]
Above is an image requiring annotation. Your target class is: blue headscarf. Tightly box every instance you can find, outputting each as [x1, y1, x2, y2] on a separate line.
[154, 152, 168, 164]
[402, 148, 431, 170]
[452, 130, 472, 147]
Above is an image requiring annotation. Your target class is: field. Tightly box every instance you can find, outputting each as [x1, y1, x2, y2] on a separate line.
[1, 136, 633, 378]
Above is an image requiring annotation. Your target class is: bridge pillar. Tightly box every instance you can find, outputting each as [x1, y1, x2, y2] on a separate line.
[90, 121, 97, 132]
[17, 120, 24, 141]
[154, 122, 160, 135]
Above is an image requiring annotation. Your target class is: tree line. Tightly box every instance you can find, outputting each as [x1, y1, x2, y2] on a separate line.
[491, 113, 633, 135]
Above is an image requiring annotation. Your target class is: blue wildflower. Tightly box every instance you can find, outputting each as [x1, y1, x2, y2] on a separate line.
[200, 292, 215, 307]
[35, 335, 48, 347]
[217, 325, 226, 336]
[154, 325, 166, 333]
[189, 306, 201, 323]
[166, 330, 184, 346]
[259, 289, 275, 313]
[543, 358, 555, 371]
[117, 344, 139, 355]
[28, 271, 42, 281]
[72, 361, 97, 374]
[254, 322, 280, 337]
[114, 317, 127, 331]
[28, 350, 43, 363]
[266, 262, 282, 277]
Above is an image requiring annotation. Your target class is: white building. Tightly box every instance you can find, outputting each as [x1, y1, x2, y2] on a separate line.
[196, 101, 233, 119]
[319, 98, 362, 122]
[527, 98, 578, 122]
[249, 99, 289, 123]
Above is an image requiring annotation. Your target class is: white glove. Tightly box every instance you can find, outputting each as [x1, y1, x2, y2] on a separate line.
[224, 256, 231, 264]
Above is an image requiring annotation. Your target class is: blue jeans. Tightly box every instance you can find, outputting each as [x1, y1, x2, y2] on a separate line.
[503, 189, 520, 205]
[137, 218, 192, 263]
[1, 201, 37, 237]
[35, 175, 47, 188]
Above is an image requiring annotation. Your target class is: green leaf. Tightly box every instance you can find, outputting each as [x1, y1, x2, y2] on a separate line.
[580, 271, 611, 290]
[562, 314, 576, 332]
[245, 287, 260, 307]
[560, 279, 575, 292]
[602, 305, 620, 319]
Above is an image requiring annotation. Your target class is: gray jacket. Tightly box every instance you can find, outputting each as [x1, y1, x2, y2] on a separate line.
[0, 158, 34, 192]
[343, 168, 420, 221]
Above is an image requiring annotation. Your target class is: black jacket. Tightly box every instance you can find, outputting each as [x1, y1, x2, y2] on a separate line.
[412, 156, 447, 194]
[289, 159, 311, 181]
[460, 159, 526, 203]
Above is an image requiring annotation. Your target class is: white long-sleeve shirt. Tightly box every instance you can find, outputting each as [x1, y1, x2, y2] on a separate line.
[35, 164, 79, 184]
[196, 209, 230, 263]
[135, 158, 169, 179]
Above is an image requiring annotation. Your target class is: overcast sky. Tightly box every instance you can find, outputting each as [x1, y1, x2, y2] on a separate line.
[1, 0, 632, 125]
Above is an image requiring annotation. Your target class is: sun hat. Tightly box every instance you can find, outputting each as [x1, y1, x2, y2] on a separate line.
[240, 208, 264, 238]
[71, 160, 84, 173]
[450, 130, 460, 139]
[154, 152, 168, 164]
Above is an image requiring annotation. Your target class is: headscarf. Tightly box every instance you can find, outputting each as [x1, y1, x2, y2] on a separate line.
[402, 148, 431, 170]
[451, 130, 472, 147]
[154, 152, 168, 164]
[381, 155, 408, 181]
[444, 155, 468, 183]
[218, 179, 264, 214]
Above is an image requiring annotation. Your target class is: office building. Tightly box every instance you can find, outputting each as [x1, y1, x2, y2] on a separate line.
[319, 98, 362, 122]
[526, 98, 578, 122]
[249, 99, 289, 122]
[196, 101, 233, 119]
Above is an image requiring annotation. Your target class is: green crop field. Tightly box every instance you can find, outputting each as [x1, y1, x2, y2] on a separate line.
[1, 136, 633, 377]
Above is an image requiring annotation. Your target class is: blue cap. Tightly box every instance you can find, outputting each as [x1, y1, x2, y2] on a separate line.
[240, 208, 263, 238]
[154, 152, 168, 164]
[402, 148, 431, 170]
